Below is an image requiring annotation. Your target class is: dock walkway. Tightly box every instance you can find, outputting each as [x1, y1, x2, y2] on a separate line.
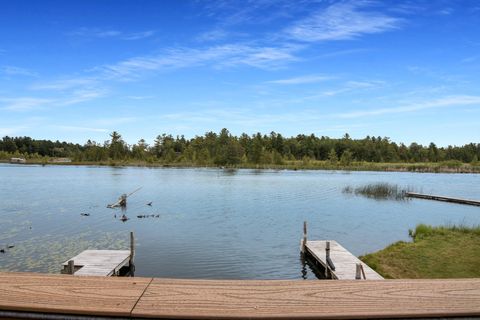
[61, 232, 135, 277]
[305, 240, 384, 280]
[406, 192, 480, 206]
[1, 272, 480, 319]
[61, 250, 131, 276]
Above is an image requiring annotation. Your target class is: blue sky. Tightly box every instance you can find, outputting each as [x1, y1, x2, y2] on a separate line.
[1, 0, 479, 146]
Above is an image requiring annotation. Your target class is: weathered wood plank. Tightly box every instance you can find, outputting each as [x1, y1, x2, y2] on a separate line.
[305, 240, 384, 280]
[133, 278, 480, 319]
[0, 272, 151, 317]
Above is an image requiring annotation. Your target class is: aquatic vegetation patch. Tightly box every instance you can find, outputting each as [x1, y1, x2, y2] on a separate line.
[343, 183, 412, 200]
[0, 231, 128, 273]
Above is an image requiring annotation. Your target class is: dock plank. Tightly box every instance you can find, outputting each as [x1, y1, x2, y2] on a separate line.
[0, 272, 151, 317]
[305, 240, 383, 280]
[132, 278, 480, 319]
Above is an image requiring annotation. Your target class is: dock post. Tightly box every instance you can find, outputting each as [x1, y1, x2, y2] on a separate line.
[355, 263, 362, 280]
[325, 241, 331, 278]
[130, 232, 135, 264]
[301, 221, 307, 254]
[128, 231, 135, 277]
[360, 263, 366, 280]
[67, 260, 75, 275]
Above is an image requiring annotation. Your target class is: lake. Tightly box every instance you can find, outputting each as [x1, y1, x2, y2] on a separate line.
[0, 164, 479, 279]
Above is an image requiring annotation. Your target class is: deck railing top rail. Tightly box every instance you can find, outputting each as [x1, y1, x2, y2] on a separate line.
[1, 272, 480, 319]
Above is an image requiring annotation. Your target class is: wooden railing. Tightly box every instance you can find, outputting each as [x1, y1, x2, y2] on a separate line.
[1, 272, 480, 319]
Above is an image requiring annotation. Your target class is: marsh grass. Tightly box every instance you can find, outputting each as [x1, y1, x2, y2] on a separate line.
[360, 224, 480, 279]
[343, 183, 412, 200]
[0, 231, 128, 273]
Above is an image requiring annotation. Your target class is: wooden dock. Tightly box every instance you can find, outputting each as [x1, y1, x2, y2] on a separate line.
[61, 250, 132, 276]
[61, 232, 135, 276]
[300, 222, 383, 280]
[304, 240, 384, 280]
[1, 272, 480, 319]
[406, 191, 480, 206]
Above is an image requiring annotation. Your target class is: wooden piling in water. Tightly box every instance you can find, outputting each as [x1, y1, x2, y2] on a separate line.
[300, 221, 307, 254]
[130, 231, 135, 271]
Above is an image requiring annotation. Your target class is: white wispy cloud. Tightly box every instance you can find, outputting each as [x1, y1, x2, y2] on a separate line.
[1, 88, 106, 111]
[98, 44, 299, 79]
[335, 95, 480, 118]
[3, 1, 404, 116]
[163, 95, 480, 124]
[0, 97, 54, 111]
[121, 30, 156, 40]
[125, 95, 154, 100]
[58, 88, 107, 106]
[407, 65, 467, 83]
[286, 1, 402, 42]
[68, 28, 155, 40]
[2, 66, 38, 77]
[91, 117, 139, 127]
[267, 74, 334, 85]
[54, 125, 109, 133]
[0, 125, 28, 136]
[30, 78, 96, 91]
[461, 55, 478, 63]
[196, 29, 231, 42]
[158, 108, 306, 128]
[316, 48, 371, 59]
[321, 80, 385, 96]
[437, 7, 453, 15]
[201, 0, 307, 27]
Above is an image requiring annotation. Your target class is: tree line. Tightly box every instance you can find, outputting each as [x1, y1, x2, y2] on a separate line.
[1, 129, 479, 166]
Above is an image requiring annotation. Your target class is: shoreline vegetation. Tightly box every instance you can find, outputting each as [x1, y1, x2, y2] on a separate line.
[360, 224, 480, 279]
[2, 158, 480, 173]
[1, 129, 479, 173]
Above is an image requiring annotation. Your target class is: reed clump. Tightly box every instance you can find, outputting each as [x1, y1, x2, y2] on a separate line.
[343, 183, 411, 200]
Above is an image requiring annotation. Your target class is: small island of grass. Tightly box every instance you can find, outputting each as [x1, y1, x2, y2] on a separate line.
[360, 224, 480, 279]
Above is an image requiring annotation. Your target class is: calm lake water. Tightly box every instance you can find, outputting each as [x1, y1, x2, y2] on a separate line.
[0, 164, 479, 279]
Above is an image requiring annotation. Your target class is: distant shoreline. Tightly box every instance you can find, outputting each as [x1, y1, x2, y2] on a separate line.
[2, 159, 479, 174]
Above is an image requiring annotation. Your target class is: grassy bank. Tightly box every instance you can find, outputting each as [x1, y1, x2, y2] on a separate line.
[360, 224, 480, 279]
[2, 157, 480, 173]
